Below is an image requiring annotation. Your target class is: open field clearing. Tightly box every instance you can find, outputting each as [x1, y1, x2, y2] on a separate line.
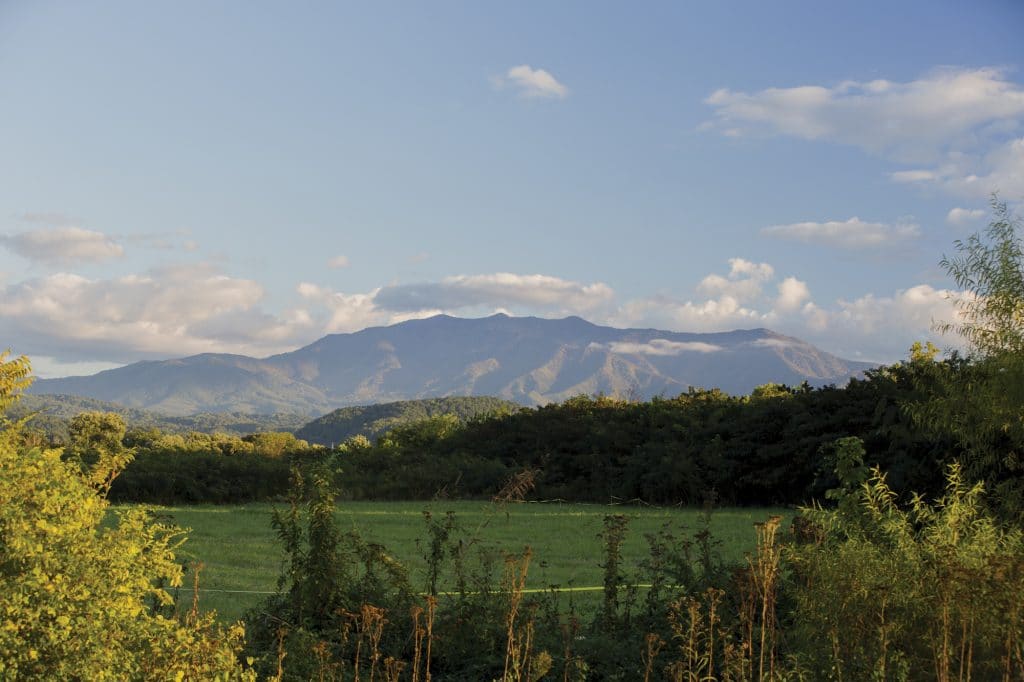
[127, 501, 791, 623]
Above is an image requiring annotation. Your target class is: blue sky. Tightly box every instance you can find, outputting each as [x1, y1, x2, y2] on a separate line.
[2, 1, 1023, 376]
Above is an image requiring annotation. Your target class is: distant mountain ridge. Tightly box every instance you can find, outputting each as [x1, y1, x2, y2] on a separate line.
[9, 394, 310, 442]
[31, 314, 877, 415]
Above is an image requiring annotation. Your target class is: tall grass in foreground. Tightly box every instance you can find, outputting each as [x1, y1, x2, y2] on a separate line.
[241, 440, 1024, 681]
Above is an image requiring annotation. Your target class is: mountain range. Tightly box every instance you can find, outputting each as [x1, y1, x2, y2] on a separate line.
[30, 314, 877, 415]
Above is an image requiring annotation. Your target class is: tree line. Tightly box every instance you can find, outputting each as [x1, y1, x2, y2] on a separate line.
[77, 349, 1016, 520]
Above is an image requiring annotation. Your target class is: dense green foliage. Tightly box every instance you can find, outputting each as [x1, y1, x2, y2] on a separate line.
[790, 452, 1024, 679]
[0, 353, 254, 680]
[910, 197, 1024, 520]
[83, 354, 997, 511]
[108, 428, 317, 504]
[294, 396, 520, 446]
[328, 359, 963, 508]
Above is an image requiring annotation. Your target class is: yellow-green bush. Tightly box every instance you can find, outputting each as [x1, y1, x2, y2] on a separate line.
[0, 352, 254, 680]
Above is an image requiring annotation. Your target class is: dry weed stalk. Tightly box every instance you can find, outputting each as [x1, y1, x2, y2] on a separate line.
[502, 548, 535, 681]
[424, 595, 436, 682]
[493, 468, 538, 506]
[383, 656, 406, 682]
[312, 640, 340, 682]
[749, 515, 782, 681]
[642, 632, 664, 682]
[354, 604, 387, 682]
[186, 561, 203, 627]
[666, 594, 705, 682]
[409, 605, 424, 682]
[269, 626, 288, 682]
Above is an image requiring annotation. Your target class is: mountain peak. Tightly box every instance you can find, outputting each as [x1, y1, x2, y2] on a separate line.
[32, 314, 875, 415]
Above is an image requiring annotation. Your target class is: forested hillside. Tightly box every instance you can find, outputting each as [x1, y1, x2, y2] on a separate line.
[295, 396, 519, 445]
[92, 352, 1002, 511]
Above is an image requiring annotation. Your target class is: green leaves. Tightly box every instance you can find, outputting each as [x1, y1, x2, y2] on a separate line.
[939, 196, 1024, 357]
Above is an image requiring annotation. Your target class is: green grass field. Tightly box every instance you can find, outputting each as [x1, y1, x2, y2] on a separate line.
[124, 501, 791, 623]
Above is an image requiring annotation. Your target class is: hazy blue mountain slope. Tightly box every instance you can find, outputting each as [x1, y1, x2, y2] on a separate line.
[32, 314, 876, 415]
[33, 354, 332, 415]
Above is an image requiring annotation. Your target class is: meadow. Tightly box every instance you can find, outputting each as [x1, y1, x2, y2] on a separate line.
[136, 501, 791, 623]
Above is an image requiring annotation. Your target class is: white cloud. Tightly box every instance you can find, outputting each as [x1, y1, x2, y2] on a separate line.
[703, 67, 1024, 201]
[728, 257, 774, 280]
[697, 258, 774, 302]
[27, 356, 125, 379]
[497, 64, 568, 99]
[814, 284, 966, 359]
[775, 277, 811, 312]
[327, 254, 350, 269]
[763, 217, 921, 249]
[373, 273, 613, 313]
[297, 281, 395, 333]
[0, 226, 124, 265]
[891, 170, 938, 183]
[946, 207, 987, 226]
[945, 137, 1024, 198]
[0, 264, 315, 362]
[751, 338, 797, 349]
[697, 275, 762, 301]
[614, 294, 764, 334]
[607, 339, 722, 355]
[704, 67, 1024, 162]
[893, 137, 1024, 199]
[609, 258, 966, 362]
[0, 251, 970, 370]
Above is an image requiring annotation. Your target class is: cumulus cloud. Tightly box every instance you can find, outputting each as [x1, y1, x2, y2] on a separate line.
[297, 281, 396, 333]
[611, 258, 781, 333]
[704, 67, 1024, 162]
[288, 272, 616, 336]
[614, 293, 764, 334]
[0, 226, 124, 265]
[892, 137, 1024, 199]
[608, 257, 966, 362]
[775, 277, 811, 312]
[697, 258, 774, 301]
[763, 217, 921, 249]
[607, 339, 722, 355]
[374, 273, 613, 313]
[808, 284, 966, 360]
[830, 284, 960, 336]
[0, 250, 969, 370]
[496, 64, 568, 99]
[946, 207, 987, 226]
[0, 264, 315, 362]
[327, 254, 350, 269]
